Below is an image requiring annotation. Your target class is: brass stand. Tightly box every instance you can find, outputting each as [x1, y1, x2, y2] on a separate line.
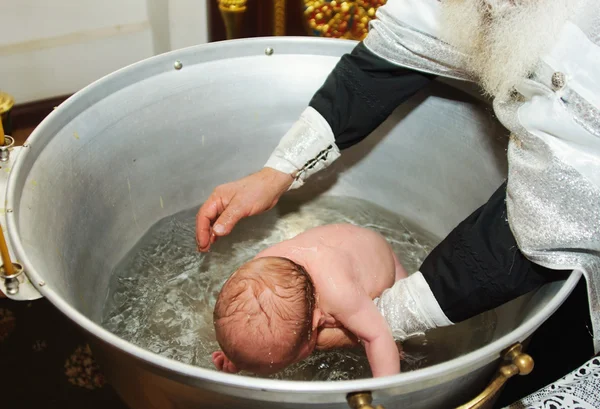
[218, 0, 248, 39]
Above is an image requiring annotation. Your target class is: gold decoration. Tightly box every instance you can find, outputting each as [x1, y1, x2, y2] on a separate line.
[303, 0, 386, 40]
[0, 92, 14, 116]
[274, 0, 286, 36]
[217, 0, 248, 39]
[218, 0, 247, 10]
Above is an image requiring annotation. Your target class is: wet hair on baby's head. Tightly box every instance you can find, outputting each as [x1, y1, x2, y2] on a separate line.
[213, 257, 315, 374]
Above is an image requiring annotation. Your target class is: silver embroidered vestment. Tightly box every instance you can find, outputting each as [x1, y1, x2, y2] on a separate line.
[364, 0, 600, 353]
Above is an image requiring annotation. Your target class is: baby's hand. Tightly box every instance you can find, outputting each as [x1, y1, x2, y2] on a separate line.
[212, 351, 239, 373]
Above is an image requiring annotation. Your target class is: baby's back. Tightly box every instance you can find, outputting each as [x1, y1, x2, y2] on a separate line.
[257, 224, 400, 299]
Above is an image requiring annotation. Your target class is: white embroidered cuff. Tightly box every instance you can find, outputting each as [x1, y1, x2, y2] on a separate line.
[264, 106, 341, 189]
[374, 271, 453, 341]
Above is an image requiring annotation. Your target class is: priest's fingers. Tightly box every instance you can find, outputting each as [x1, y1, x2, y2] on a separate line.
[196, 196, 223, 252]
[212, 199, 248, 238]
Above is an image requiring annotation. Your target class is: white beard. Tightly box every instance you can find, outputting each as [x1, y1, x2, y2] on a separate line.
[439, 0, 580, 98]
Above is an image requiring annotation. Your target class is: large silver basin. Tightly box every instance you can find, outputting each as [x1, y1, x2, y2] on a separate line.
[6, 37, 580, 408]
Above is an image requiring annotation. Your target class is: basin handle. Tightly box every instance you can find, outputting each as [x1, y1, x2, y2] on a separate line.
[456, 342, 534, 409]
[345, 343, 532, 409]
[347, 392, 385, 409]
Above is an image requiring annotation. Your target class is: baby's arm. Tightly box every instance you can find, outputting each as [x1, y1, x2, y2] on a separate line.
[335, 297, 400, 377]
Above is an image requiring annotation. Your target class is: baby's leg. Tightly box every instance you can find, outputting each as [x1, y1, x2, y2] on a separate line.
[392, 252, 408, 281]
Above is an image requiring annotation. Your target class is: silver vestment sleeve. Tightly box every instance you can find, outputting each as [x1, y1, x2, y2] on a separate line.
[363, 0, 471, 80]
[264, 107, 341, 190]
[374, 271, 453, 341]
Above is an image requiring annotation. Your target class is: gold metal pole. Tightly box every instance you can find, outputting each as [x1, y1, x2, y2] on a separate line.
[217, 0, 248, 39]
[0, 91, 15, 147]
[0, 225, 15, 277]
[274, 0, 286, 36]
[0, 113, 4, 148]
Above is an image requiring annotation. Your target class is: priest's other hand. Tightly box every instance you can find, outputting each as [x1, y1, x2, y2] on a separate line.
[195, 167, 293, 252]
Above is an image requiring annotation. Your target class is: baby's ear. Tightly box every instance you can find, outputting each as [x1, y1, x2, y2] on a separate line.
[212, 351, 227, 370]
[212, 351, 240, 373]
[312, 308, 324, 330]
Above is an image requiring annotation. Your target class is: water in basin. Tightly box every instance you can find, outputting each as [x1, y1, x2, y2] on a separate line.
[101, 196, 497, 381]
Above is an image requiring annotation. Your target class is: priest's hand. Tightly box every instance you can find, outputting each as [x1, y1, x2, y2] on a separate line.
[195, 167, 293, 252]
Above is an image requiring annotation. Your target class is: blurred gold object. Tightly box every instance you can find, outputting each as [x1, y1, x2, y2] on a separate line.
[0, 111, 4, 147]
[0, 92, 14, 116]
[0, 225, 15, 277]
[347, 392, 384, 409]
[217, 0, 247, 39]
[274, 0, 286, 36]
[0, 92, 14, 141]
[303, 0, 385, 40]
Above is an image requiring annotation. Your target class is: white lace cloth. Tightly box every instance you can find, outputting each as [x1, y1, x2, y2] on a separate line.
[505, 355, 600, 409]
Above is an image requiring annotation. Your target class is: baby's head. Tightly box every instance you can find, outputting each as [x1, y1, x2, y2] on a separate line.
[213, 257, 317, 374]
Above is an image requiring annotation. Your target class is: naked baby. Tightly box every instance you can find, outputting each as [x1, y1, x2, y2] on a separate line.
[212, 223, 407, 378]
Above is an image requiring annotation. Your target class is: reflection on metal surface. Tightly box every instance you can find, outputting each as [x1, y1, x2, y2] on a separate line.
[303, 0, 386, 40]
[217, 0, 248, 39]
[347, 392, 385, 409]
[456, 343, 534, 409]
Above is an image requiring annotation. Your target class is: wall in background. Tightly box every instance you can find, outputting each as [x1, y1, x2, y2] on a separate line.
[0, 0, 208, 104]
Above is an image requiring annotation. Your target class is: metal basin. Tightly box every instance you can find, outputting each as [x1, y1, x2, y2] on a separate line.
[5, 37, 580, 409]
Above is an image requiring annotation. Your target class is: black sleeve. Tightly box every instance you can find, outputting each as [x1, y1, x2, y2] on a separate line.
[309, 42, 436, 150]
[419, 182, 571, 323]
